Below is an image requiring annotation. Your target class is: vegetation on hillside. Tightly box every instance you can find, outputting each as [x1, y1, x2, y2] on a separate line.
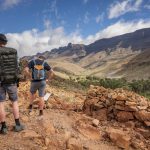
[50, 75, 150, 99]
[19, 59, 150, 99]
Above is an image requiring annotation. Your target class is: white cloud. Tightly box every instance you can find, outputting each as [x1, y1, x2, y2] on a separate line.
[6, 25, 83, 57]
[85, 19, 150, 44]
[96, 13, 104, 24]
[44, 19, 51, 29]
[5, 19, 150, 57]
[1, 0, 21, 9]
[108, 0, 143, 19]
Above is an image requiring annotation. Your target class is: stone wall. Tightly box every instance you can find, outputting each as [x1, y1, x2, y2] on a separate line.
[83, 85, 150, 127]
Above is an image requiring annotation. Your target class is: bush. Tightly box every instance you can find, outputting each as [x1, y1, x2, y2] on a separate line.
[50, 75, 150, 99]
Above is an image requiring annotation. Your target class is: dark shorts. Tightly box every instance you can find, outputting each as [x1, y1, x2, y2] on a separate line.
[30, 80, 46, 97]
[0, 84, 18, 102]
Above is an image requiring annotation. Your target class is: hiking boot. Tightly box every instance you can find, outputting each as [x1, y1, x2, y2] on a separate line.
[0, 127, 8, 135]
[14, 124, 25, 132]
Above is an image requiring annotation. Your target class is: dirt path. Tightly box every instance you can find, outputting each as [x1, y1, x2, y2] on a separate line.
[0, 108, 120, 150]
[0, 82, 137, 150]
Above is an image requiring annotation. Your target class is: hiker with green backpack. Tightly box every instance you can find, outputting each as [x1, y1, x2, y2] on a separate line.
[25, 55, 54, 116]
[0, 34, 24, 134]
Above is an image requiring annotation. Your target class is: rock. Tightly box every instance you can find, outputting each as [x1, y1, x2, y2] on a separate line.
[22, 130, 41, 138]
[116, 101, 125, 105]
[124, 121, 135, 129]
[44, 137, 50, 146]
[64, 131, 72, 141]
[125, 101, 136, 106]
[116, 94, 126, 101]
[125, 106, 138, 112]
[92, 119, 99, 127]
[108, 93, 117, 99]
[139, 99, 148, 106]
[93, 108, 107, 121]
[76, 121, 101, 140]
[21, 116, 29, 122]
[92, 103, 104, 110]
[131, 140, 145, 150]
[106, 99, 114, 106]
[116, 111, 134, 122]
[134, 110, 150, 121]
[107, 128, 131, 149]
[33, 104, 39, 109]
[67, 138, 83, 150]
[28, 111, 35, 116]
[137, 106, 148, 110]
[135, 128, 150, 139]
[41, 120, 55, 135]
[144, 121, 150, 127]
[115, 105, 125, 111]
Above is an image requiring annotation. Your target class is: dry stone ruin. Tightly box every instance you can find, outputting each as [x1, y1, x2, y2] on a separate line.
[83, 85, 150, 126]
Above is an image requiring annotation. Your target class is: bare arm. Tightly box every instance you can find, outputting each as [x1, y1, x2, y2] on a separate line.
[23, 67, 32, 80]
[47, 69, 55, 80]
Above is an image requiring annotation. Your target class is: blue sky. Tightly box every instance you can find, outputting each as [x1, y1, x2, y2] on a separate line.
[0, 0, 150, 56]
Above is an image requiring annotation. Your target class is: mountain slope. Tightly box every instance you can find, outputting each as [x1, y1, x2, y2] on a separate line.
[117, 49, 150, 80]
[85, 28, 150, 54]
[22, 28, 150, 80]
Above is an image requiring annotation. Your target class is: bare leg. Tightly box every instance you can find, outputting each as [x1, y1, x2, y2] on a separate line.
[0, 102, 7, 134]
[28, 93, 36, 112]
[30, 93, 36, 105]
[39, 97, 44, 116]
[12, 101, 24, 131]
[39, 97, 44, 110]
[12, 101, 19, 119]
[0, 102, 6, 122]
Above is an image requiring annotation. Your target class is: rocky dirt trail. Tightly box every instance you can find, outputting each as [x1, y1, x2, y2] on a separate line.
[0, 82, 119, 150]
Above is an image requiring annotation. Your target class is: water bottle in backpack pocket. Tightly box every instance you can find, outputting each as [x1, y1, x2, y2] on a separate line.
[33, 60, 45, 80]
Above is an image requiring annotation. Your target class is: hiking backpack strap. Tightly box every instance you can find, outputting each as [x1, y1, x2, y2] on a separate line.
[32, 59, 45, 80]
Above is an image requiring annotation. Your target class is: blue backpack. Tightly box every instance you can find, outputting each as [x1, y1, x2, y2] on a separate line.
[33, 60, 45, 80]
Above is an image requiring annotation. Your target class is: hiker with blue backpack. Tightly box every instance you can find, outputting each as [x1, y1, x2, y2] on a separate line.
[26, 56, 54, 116]
[0, 34, 24, 134]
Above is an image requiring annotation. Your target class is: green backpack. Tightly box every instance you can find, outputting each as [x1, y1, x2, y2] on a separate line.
[0, 47, 19, 84]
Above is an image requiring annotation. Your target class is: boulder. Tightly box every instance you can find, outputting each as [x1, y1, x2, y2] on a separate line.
[93, 108, 107, 121]
[76, 120, 101, 140]
[116, 94, 127, 101]
[116, 111, 134, 122]
[66, 138, 83, 150]
[124, 121, 135, 129]
[22, 130, 41, 138]
[44, 137, 50, 146]
[144, 121, 150, 127]
[41, 120, 55, 135]
[135, 128, 150, 139]
[134, 110, 150, 121]
[107, 128, 131, 149]
[92, 119, 99, 127]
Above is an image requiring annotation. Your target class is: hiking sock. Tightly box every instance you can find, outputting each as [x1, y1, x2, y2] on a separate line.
[39, 110, 43, 116]
[15, 119, 21, 126]
[1, 122, 7, 129]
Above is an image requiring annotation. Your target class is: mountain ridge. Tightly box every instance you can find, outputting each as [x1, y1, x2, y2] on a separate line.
[22, 28, 150, 80]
